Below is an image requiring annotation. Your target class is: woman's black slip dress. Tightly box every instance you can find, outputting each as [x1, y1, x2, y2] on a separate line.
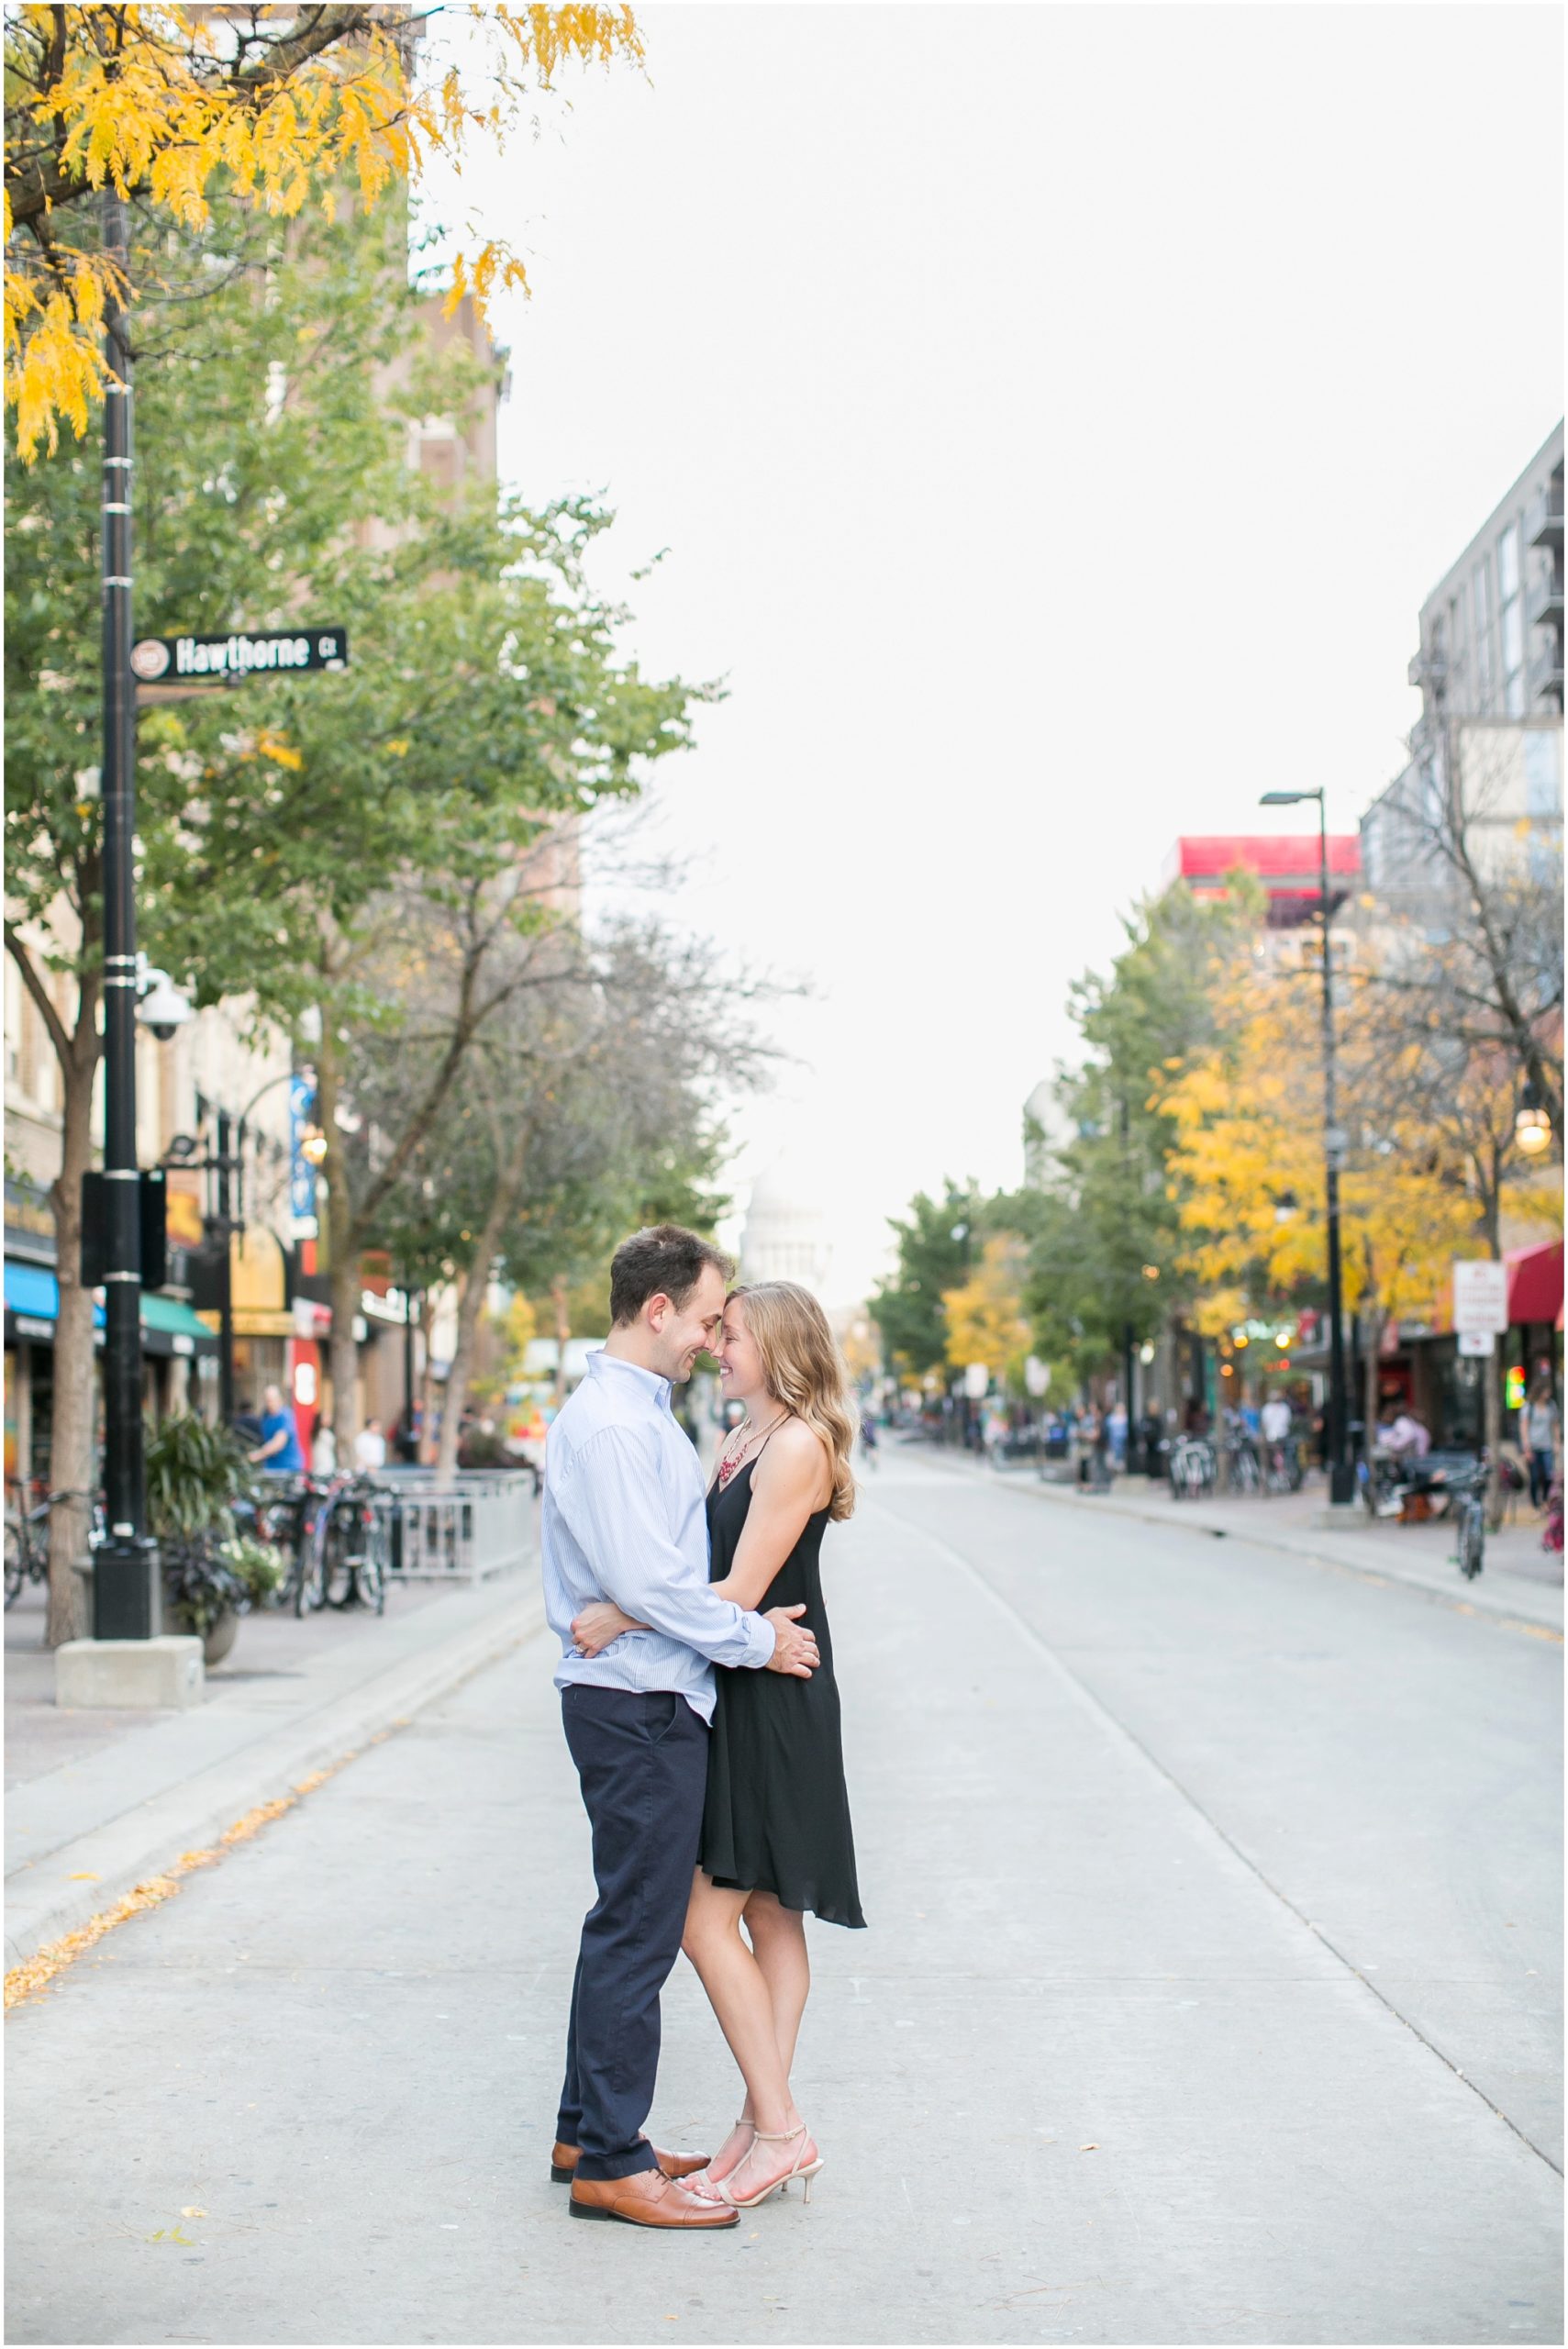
[698, 1455, 865, 1929]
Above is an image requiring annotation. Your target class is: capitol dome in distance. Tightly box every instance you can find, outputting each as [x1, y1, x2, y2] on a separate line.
[740, 1148, 834, 1296]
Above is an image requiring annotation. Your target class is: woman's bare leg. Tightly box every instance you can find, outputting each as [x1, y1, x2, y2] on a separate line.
[682, 1871, 817, 2197]
[742, 1889, 810, 2090]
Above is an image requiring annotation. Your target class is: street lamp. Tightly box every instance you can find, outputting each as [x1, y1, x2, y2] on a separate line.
[1261, 786, 1356, 1506]
[1516, 1081, 1552, 1157]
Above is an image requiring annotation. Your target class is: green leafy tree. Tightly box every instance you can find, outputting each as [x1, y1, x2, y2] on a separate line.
[1024, 880, 1256, 1386]
[4, 195, 433, 1639]
[869, 1181, 984, 1382]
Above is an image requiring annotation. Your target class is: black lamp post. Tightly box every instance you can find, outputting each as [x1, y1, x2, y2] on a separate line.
[94, 184, 161, 1637]
[1261, 786, 1356, 1505]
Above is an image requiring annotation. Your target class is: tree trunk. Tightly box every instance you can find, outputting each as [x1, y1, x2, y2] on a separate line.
[435, 1126, 529, 1482]
[46, 1031, 99, 1648]
[417, 1291, 439, 1465]
[435, 1264, 483, 1484]
[315, 1025, 361, 1461]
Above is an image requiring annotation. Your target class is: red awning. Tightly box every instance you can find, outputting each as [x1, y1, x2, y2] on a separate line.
[1506, 1238, 1564, 1327]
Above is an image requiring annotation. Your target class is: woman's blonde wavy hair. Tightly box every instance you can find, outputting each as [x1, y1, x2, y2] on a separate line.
[728, 1281, 858, 1521]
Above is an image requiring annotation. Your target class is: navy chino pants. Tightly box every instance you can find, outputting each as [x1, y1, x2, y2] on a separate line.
[555, 1685, 710, 2181]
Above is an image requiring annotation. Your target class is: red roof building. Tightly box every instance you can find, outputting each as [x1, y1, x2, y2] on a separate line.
[1163, 834, 1362, 926]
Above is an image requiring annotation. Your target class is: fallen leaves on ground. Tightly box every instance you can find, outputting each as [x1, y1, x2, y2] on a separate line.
[5, 1729, 410, 2010]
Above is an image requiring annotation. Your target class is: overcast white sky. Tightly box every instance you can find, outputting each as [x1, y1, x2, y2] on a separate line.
[446, 3, 1563, 1301]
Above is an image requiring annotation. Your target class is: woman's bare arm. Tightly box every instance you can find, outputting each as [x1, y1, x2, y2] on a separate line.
[710, 1420, 831, 1611]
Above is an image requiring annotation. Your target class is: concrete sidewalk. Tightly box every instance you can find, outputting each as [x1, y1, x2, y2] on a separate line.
[936, 1449, 1565, 1635]
[5, 1556, 544, 1973]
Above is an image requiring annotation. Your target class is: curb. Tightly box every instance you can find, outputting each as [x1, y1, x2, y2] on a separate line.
[5, 1586, 547, 1972]
[917, 1449, 1564, 1636]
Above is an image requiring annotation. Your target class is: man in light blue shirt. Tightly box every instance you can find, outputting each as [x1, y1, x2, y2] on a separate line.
[542, 1224, 819, 2231]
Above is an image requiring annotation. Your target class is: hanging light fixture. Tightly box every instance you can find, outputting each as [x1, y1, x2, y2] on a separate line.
[1515, 1080, 1552, 1157]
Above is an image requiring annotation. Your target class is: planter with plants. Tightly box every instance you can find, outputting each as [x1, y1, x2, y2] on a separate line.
[145, 1415, 284, 1665]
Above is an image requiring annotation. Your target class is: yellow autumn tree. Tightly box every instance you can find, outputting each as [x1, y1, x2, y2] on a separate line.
[1157, 948, 1487, 1432]
[942, 1234, 1032, 1387]
[5, 3, 642, 456]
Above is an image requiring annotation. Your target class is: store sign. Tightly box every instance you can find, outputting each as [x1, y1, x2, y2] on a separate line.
[288, 1074, 318, 1236]
[130, 628, 348, 682]
[1452, 1259, 1508, 1334]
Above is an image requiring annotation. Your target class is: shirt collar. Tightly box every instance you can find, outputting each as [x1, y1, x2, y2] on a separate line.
[588, 1348, 673, 1411]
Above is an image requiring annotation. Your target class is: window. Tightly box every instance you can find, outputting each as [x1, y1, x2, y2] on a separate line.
[1498, 522, 1520, 603]
[1523, 729, 1562, 818]
[1496, 523, 1525, 715]
[1471, 558, 1496, 707]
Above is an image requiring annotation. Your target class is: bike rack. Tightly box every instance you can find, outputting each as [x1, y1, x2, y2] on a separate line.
[381, 1474, 538, 1586]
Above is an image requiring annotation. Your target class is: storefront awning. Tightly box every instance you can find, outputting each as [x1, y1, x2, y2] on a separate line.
[5, 1261, 61, 1320]
[6, 1264, 214, 1353]
[1507, 1238, 1564, 1328]
[139, 1293, 219, 1358]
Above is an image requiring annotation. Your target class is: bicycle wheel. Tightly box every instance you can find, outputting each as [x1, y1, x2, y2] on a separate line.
[355, 1510, 388, 1615]
[1458, 1501, 1485, 1580]
[4, 1518, 25, 1609]
[295, 1499, 329, 1615]
[321, 1503, 357, 1609]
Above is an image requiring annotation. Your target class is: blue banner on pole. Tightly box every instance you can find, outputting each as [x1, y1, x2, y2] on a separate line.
[289, 1074, 318, 1233]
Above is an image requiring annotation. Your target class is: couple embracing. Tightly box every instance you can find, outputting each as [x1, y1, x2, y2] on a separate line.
[540, 1224, 865, 2231]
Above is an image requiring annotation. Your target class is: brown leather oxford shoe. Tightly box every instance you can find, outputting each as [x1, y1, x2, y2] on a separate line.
[568, 2167, 739, 2229]
[550, 2139, 709, 2185]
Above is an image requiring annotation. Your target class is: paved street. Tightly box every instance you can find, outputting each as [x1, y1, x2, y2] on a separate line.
[6, 1445, 1561, 2345]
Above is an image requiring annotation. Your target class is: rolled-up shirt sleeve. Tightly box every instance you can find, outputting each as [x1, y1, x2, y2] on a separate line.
[554, 1425, 776, 1670]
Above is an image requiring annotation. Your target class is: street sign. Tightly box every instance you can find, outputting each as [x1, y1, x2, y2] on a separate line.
[1024, 1354, 1051, 1397]
[1457, 1331, 1496, 1357]
[962, 1362, 990, 1400]
[129, 627, 348, 684]
[1452, 1258, 1508, 1334]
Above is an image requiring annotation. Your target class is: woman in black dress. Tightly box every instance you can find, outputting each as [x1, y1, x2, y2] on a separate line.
[570, 1280, 862, 2210]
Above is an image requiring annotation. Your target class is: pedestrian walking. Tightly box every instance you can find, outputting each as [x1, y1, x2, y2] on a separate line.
[858, 1411, 880, 1469]
[1522, 1377, 1561, 1510]
[573, 1279, 863, 2214]
[353, 1417, 387, 1472]
[540, 1227, 819, 2232]
[248, 1383, 304, 1475]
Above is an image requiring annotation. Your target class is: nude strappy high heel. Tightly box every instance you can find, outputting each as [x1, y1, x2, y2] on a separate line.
[684, 2119, 757, 2205]
[724, 2121, 824, 2209]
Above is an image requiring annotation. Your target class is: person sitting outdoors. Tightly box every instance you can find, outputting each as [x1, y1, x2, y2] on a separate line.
[1379, 1402, 1430, 1464]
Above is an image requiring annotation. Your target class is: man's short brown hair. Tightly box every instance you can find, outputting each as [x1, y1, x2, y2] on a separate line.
[608, 1225, 735, 1327]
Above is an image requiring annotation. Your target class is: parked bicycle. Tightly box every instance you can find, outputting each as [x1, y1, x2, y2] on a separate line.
[319, 1475, 391, 1613]
[1168, 1435, 1218, 1499]
[5, 1486, 104, 1609]
[1262, 1436, 1305, 1495]
[1223, 1438, 1262, 1496]
[1449, 1453, 1489, 1580]
[236, 1474, 335, 1616]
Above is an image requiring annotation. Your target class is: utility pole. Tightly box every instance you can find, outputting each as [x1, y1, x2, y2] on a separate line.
[1316, 799, 1354, 1505]
[1261, 785, 1354, 1507]
[215, 1108, 237, 1427]
[95, 182, 161, 1638]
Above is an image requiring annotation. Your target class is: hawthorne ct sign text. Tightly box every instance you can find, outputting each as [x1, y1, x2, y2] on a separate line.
[130, 627, 349, 683]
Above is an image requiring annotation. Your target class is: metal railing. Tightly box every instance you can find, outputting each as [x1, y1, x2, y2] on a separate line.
[378, 1470, 538, 1585]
